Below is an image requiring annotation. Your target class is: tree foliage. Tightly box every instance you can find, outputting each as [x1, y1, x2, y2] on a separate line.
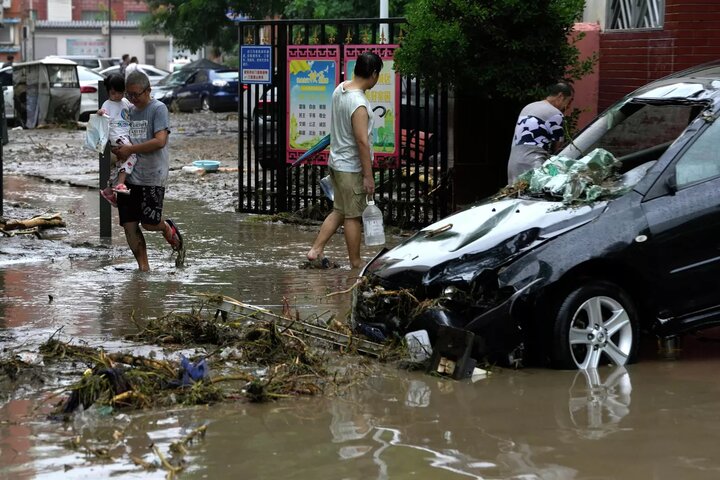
[141, 0, 286, 52]
[284, 0, 409, 20]
[141, 0, 410, 52]
[393, 0, 594, 102]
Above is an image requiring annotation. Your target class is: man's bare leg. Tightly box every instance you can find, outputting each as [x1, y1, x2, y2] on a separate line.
[307, 210, 344, 261]
[123, 221, 149, 271]
[344, 217, 363, 268]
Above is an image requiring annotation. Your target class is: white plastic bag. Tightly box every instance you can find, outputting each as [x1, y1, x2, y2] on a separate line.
[84, 114, 110, 153]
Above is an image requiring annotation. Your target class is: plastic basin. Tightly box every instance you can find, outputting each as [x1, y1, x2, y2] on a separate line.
[192, 160, 221, 172]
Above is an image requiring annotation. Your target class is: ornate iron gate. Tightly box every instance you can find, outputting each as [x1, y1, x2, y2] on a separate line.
[237, 18, 451, 228]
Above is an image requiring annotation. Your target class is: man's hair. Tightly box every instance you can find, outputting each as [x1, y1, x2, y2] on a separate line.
[122, 54, 129, 61]
[130, 56, 139, 63]
[7, 55, 13, 61]
[353, 51, 383, 79]
[126, 71, 150, 90]
[547, 81, 574, 98]
[103, 73, 125, 93]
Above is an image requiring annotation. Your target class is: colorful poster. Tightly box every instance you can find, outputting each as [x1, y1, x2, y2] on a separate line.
[344, 45, 400, 168]
[287, 45, 339, 165]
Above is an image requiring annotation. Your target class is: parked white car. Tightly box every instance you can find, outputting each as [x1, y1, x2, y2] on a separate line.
[77, 65, 106, 121]
[98, 64, 170, 86]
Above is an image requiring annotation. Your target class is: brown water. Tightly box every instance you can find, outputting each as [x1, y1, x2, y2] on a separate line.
[3, 176, 720, 479]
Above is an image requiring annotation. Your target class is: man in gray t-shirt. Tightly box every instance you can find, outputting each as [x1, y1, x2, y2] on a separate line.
[114, 71, 185, 271]
[507, 82, 574, 184]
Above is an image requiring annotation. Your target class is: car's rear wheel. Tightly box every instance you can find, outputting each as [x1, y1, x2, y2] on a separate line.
[201, 96, 210, 111]
[550, 280, 639, 370]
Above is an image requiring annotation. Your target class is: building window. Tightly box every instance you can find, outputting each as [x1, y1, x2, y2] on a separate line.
[81, 10, 106, 21]
[0, 25, 13, 44]
[608, 0, 664, 30]
[126, 11, 150, 22]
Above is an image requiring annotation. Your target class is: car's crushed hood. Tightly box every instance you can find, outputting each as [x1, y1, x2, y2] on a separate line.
[365, 198, 607, 287]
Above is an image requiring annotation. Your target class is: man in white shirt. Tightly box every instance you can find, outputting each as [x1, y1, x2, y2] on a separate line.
[306, 51, 383, 268]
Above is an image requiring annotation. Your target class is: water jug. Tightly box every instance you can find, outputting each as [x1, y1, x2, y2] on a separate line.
[362, 196, 386, 246]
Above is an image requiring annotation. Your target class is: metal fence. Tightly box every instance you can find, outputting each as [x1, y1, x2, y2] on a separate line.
[237, 18, 451, 228]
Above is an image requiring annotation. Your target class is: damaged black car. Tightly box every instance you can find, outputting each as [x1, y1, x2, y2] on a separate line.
[354, 63, 720, 370]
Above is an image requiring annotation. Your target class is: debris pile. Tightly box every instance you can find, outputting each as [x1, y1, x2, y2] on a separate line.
[502, 148, 633, 204]
[0, 213, 65, 237]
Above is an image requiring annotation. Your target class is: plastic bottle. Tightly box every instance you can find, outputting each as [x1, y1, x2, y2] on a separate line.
[362, 196, 386, 246]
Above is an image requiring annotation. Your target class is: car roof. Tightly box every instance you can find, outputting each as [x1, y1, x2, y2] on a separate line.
[14, 57, 78, 67]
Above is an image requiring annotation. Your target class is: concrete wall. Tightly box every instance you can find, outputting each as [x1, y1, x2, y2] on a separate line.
[599, 0, 720, 110]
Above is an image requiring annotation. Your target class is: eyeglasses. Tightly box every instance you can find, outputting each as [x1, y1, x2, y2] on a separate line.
[125, 87, 149, 100]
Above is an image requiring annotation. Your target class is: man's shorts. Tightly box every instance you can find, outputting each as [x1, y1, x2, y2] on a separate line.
[330, 169, 366, 218]
[117, 183, 165, 226]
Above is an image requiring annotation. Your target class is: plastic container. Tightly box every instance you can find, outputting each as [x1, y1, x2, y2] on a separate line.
[192, 160, 221, 172]
[319, 175, 334, 201]
[362, 196, 386, 246]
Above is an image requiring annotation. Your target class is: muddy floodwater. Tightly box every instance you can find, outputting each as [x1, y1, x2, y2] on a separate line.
[4, 120, 720, 479]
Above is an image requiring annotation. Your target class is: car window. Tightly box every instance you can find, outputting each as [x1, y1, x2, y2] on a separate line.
[77, 67, 104, 81]
[217, 71, 238, 80]
[675, 118, 720, 187]
[561, 102, 702, 162]
[47, 66, 79, 87]
[194, 71, 208, 84]
[0, 69, 11, 87]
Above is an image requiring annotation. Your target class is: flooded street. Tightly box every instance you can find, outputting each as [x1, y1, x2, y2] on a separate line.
[4, 121, 720, 479]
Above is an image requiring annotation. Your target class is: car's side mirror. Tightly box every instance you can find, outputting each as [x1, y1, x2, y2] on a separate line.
[666, 172, 678, 194]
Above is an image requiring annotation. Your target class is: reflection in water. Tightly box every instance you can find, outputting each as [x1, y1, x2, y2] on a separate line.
[324, 367, 633, 479]
[566, 366, 632, 440]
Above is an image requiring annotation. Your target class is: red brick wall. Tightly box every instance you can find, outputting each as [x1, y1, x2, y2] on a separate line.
[71, 0, 149, 20]
[599, 0, 720, 111]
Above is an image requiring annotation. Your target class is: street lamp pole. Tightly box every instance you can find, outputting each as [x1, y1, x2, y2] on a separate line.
[107, 0, 112, 57]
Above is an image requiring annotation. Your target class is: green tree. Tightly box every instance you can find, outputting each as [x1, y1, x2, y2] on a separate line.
[284, 0, 409, 19]
[141, 0, 411, 52]
[141, 0, 286, 51]
[394, 0, 593, 102]
[393, 0, 595, 204]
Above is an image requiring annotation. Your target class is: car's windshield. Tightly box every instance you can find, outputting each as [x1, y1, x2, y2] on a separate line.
[514, 99, 708, 203]
[560, 100, 706, 162]
[159, 70, 192, 87]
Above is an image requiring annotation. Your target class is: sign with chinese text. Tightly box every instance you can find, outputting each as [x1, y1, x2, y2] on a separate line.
[241, 45, 272, 84]
[67, 38, 108, 56]
[286, 45, 339, 165]
[344, 44, 400, 168]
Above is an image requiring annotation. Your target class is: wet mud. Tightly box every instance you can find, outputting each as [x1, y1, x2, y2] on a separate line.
[3, 116, 720, 479]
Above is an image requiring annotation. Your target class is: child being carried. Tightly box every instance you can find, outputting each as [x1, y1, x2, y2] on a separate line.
[98, 73, 138, 206]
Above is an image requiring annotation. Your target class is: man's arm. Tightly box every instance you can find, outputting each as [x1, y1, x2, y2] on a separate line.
[113, 129, 168, 160]
[351, 106, 374, 194]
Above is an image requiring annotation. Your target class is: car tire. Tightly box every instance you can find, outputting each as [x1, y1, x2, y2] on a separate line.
[201, 96, 210, 112]
[169, 99, 180, 113]
[550, 280, 639, 370]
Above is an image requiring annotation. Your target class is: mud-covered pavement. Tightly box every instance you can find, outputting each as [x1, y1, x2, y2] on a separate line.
[4, 114, 720, 479]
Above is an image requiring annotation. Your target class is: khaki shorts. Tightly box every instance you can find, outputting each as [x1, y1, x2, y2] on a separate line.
[330, 169, 366, 218]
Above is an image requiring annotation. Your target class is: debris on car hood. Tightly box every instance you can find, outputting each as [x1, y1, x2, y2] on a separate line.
[516, 148, 628, 203]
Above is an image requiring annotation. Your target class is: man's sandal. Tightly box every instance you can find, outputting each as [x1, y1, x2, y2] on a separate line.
[165, 219, 186, 267]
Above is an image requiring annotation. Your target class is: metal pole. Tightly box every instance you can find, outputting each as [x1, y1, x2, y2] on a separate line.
[379, 0, 389, 43]
[107, 0, 112, 57]
[98, 82, 111, 238]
